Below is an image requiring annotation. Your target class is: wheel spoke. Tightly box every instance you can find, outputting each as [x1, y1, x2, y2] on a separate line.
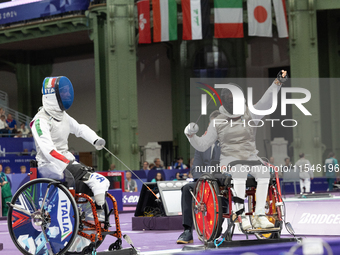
[200, 181, 206, 203]
[40, 226, 54, 255]
[8, 203, 32, 216]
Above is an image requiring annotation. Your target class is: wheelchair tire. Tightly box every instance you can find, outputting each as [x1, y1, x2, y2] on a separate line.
[7, 178, 79, 255]
[192, 174, 223, 243]
[66, 201, 109, 254]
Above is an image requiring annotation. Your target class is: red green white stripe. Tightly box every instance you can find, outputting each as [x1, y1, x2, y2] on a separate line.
[44, 77, 56, 90]
[214, 0, 244, 38]
[152, 0, 177, 42]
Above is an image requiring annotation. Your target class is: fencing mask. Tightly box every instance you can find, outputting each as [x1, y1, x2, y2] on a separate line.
[220, 83, 245, 118]
[42, 76, 74, 111]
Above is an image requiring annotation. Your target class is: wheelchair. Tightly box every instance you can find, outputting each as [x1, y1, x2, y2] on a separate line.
[7, 163, 125, 255]
[192, 160, 284, 245]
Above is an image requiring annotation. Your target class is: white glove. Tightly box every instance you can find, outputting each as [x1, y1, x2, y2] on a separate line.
[184, 122, 199, 137]
[94, 138, 105, 150]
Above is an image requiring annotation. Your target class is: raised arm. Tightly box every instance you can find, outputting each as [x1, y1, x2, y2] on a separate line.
[251, 70, 288, 120]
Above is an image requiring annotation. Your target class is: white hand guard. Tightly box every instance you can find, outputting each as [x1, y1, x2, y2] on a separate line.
[184, 122, 199, 137]
[94, 138, 105, 150]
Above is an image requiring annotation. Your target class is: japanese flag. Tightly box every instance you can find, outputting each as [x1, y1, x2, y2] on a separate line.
[247, 0, 272, 37]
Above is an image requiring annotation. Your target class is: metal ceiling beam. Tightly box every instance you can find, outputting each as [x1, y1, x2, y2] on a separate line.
[0, 15, 89, 45]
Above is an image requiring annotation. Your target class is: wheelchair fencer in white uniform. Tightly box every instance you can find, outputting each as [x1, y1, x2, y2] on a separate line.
[185, 71, 288, 230]
[30, 76, 110, 207]
[6, 76, 131, 255]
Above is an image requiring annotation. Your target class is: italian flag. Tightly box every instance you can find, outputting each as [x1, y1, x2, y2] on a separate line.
[182, 0, 210, 40]
[44, 77, 56, 89]
[214, 0, 244, 38]
[152, 0, 177, 42]
[43, 77, 57, 94]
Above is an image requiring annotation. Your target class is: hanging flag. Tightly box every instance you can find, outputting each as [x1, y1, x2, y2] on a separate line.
[247, 0, 272, 37]
[182, 0, 210, 40]
[152, 0, 178, 42]
[273, 0, 288, 38]
[137, 0, 151, 44]
[214, 0, 243, 38]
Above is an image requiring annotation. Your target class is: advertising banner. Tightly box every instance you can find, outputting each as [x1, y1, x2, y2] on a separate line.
[0, 0, 89, 25]
[122, 192, 140, 206]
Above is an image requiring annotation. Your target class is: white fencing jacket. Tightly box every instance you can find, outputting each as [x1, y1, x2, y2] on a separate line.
[30, 95, 101, 179]
[187, 81, 281, 161]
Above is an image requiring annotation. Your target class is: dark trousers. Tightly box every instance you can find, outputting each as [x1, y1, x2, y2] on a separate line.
[181, 182, 197, 228]
[181, 181, 228, 229]
[64, 164, 93, 195]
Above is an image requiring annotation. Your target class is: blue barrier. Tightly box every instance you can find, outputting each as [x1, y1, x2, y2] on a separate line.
[122, 192, 140, 206]
[280, 178, 329, 194]
[146, 169, 165, 182]
[106, 189, 123, 211]
[0, 137, 35, 153]
[135, 179, 147, 193]
[130, 170, 147, 179]
[0, 155, 35, 174]
[0, 154, 79, 174]
[118, 169, 192, 183]
[6, 173, 30, 196]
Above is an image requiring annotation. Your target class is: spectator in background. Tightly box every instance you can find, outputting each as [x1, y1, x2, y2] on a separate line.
[282, 157, 292, 178]
[325, 152, 338, 192]
[16, 123, 31, 138]
[174, 172, 181, 181]
[0, 108, 6, 118]
[124, 171, 137, 192]
[108, 163, 116, 171]
[0, 163, 12, 216]
[151, 158, 163, 170]
[149, 163, 155, 170]
[141, 161, 149, 170]
[22, 148, 30, 156]
[0, 115, 9, 134]
[20, 165, 27, 174]
[151, 172, 164, 182]
[268, 156, 277, 175]
[6, 113, 18, 134]
[173, 157, 187, 169]
[4, 166, 11, 174]
[295, 153, 313, 193]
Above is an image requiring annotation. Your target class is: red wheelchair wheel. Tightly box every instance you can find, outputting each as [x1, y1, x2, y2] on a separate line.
[192, 174, 223, 242]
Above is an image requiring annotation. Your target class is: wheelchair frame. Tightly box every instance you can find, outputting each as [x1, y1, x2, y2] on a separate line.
[192, 161, 285, 245]
[73, 192, 122, 248]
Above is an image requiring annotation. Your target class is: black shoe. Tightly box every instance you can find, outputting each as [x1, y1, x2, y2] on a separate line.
[176, 229, 193, 244]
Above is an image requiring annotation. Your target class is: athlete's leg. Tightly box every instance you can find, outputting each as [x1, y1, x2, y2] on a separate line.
[249, 159, 274, 228]
[66, 162, 110, 206]
[221, 157, 251, 230]
[305, 178, 311, 193]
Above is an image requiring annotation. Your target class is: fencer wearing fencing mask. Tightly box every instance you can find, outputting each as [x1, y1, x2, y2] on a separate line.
[184, 71, 288, 230]
[31, 76, 109, 206]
